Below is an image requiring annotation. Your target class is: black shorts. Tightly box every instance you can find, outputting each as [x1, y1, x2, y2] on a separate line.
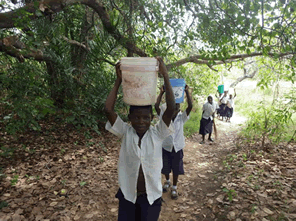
[161, 148, 184, 175]
[115, 189, 162, 221]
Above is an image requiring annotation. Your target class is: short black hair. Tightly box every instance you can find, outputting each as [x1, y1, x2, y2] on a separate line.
[129, 105, 153, 116]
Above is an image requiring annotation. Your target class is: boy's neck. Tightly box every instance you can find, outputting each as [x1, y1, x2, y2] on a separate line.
[136, 131, 147, 139]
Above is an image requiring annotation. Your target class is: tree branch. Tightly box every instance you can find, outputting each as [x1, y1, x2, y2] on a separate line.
[0, 0, 148, 57]
[0, 37, 51, 62]
[166, 52, 294, 70]
[229, 69, 257, 88]
[62, 36, 90, 52]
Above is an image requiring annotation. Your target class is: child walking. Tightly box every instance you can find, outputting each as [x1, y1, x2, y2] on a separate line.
[199, 95, 218, 144]
[104, 57, 176, 221]
[155, 85, 193, 199]
[226, 89, 237, 122]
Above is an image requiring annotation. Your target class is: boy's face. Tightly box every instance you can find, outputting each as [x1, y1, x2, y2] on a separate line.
[128, 108, 153, 135]
[208, 96, 213, 104]
[172, 103, 180, 119]
[229, 94, 233, 99]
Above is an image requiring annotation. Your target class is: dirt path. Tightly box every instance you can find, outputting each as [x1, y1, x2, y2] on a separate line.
[0, 114, 247, 221]
[159, 113, 246, 221]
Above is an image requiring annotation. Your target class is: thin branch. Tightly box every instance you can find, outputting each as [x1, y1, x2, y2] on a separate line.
[62, 36, 89, 51]
[0, 37, 51, 62]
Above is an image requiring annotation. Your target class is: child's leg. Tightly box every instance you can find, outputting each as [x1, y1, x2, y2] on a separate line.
[208, 132, 214, 141]
[171, 149, 184, 199]
[116, 189, 136, 221]
[138, 195, 162, 221]
[162, 148, 172, 192]
[173, 174, 179, 186]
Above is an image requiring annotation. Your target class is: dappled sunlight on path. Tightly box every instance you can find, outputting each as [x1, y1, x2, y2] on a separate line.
[159, 113, 246, 220]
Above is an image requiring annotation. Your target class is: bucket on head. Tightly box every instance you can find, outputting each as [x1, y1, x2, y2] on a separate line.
[228, 88, 234, 95]
[218, 85, 224, 94]
[170, 79, 186, 103]
[120, 57, 159, 106]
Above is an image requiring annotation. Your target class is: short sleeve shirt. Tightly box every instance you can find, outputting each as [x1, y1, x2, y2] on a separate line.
[202, 102, 217, 120]
[227, 98, 235, 108]
[159, 110, 189, 152]
[105, 116, 174, 205]
[220, 94, 229, 104]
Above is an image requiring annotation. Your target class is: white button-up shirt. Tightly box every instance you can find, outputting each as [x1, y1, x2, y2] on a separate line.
[202, 102, 218, 120]
[227, 98, 235, 108]
[159, 111, 189, 153]
[105, 116, 174, 205]
[220, 95, 229, 104]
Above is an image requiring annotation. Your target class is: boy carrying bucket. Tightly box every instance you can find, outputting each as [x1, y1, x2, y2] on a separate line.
[104, 57, 175, 221]
[155, 84, 193, 199]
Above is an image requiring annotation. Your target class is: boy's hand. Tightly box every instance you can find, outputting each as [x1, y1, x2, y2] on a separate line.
[185, 85, 189, 92]
[160, 85, 165, 93]
[115, 62, 122, 81]
[156, 57, 168, 77]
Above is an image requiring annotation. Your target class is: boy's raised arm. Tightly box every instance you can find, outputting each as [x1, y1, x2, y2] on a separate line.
[156, 57, 175, 127]
[155, 85, 165, 116]
[104, 63, 121, 126]
[185, 85, 193, 116]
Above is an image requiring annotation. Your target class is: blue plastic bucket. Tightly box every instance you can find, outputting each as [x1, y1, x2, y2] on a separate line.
[218, 85, 224, 94]
[170, 79, 186, 103]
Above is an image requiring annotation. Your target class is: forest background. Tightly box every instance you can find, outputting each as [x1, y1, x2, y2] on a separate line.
[1, 1, 296, 220]
[1, 0, 296, 143]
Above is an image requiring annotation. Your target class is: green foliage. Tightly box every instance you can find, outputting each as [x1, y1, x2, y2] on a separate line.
[241, 99, 294, 145]
[223, 188, 237, 202]
[10, 175, 19, 186]
[0, 146, 15, 158]
[183, 105, 202, 137]
[2, 0, 296, 137]
[0, 201, 9, 210]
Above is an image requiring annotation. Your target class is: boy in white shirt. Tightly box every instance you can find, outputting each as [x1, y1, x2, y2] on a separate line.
[104, 57, 175, 221]
[199, 95, 218, 144]
[155, 85, 193, 199]
[226, 89, 237, 122]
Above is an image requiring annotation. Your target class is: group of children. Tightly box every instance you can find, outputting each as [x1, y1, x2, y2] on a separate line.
[216, 89, 237, 122]
[104, 57, 193, 221]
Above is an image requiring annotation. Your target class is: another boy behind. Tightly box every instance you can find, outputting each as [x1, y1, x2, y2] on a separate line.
[104, 57, 176, 221]
[155, 85, 193, 199]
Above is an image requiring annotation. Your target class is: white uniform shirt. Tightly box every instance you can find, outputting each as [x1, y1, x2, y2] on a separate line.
[159, 110, 190, 153]
[202, 102, 218, 120]
[220, 94, 228, 104]
[105, 116, 174, 205]
[227, 98, 235, 108]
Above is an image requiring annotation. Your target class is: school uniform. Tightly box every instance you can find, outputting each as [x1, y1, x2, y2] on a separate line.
[159, 110, 190, 175]
[218, 94, 228, 117]
[106, 115, 174, 221]
[199, 101, 218, 135]
[226, 97, 235, 118]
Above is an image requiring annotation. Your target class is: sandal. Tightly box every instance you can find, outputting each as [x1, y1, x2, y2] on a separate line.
[199, 141, 205, 144]
[163, 181, 171, 193]
[171, 189, 178, 200]
[208, 138, 214, 142]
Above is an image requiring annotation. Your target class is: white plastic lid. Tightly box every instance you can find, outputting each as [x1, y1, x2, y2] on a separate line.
[120, 57, 158, 66]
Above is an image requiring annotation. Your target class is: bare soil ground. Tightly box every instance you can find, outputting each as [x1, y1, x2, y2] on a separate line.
[1, 113, 296, 221]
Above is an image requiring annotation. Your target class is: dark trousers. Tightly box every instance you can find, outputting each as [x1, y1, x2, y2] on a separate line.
[116, 189, 162, 221]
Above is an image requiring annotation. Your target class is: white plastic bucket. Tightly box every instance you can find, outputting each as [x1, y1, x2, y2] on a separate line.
[120, 57, 159, 106]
